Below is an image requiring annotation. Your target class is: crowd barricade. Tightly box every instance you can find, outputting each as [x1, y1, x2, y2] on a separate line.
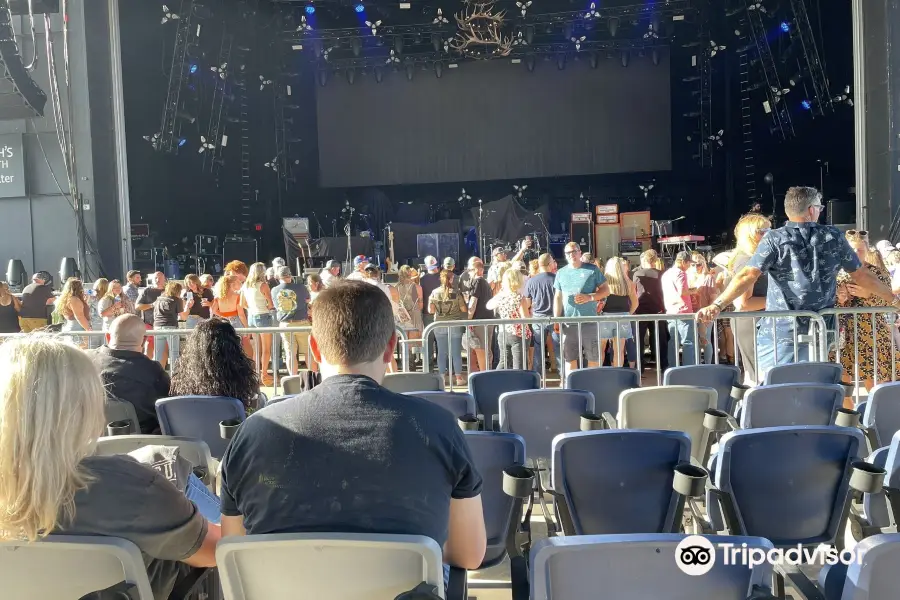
[819, 306, 900, 404]
[420, 311, 829, 386]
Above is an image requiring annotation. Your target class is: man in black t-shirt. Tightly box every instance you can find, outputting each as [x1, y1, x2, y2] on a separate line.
[524, 253, 559, 372]
[18, 271, 55, 332]
[135, 272, 166, 358]
[632, 250, 669, 371]
[220, 281, 486, 571]
[462, 257, 494, 372]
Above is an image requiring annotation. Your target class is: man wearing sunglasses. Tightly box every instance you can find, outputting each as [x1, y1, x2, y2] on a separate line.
[698, 186, 898, 381]
[553, 242, 610, 372]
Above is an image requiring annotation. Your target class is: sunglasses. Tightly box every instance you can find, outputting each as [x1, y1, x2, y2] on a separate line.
[847, 230, 869, 237]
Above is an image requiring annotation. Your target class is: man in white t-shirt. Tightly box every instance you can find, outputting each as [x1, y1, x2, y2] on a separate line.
[319, 260, 342, 288]
[345, 255, 369, 281]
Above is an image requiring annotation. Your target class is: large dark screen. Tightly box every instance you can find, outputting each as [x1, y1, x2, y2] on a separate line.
[316, 53, 671, 187]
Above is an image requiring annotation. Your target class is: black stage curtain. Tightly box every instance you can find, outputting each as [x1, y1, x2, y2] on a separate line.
[473, 196, 549, 248]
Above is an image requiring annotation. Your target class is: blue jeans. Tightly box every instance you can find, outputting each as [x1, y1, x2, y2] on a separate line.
[185, 473, 221, 524]
[532, 324, 561, 373]
[185, 315, 204, 329]
[667, 319, 697, 367]
[153, 326, 180, 366]
[697, 322, 715, 364]
[756, 324, 811, 382]
[435, 325, 464, 376]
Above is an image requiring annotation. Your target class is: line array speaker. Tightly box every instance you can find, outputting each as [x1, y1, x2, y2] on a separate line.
[0, 8, 46, 119]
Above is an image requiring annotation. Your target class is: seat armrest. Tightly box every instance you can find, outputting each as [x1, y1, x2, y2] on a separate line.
[773, 564, 826, 600]
[446, 567, 467, 600]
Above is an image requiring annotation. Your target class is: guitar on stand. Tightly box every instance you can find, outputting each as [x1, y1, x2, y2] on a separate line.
[386, 225, 399, 273]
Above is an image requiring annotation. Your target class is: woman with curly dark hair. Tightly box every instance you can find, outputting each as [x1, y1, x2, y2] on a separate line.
[170, 318, 260, 410]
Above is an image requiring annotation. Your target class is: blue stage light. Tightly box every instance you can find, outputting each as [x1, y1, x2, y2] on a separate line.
[189, 63, 198, 74]
[801, 99, 811, 110]
[178, 138, 188, 147]
[780, 22, 790, 33]
[354, 3, 364, 12]
[305, 4, 315, 14]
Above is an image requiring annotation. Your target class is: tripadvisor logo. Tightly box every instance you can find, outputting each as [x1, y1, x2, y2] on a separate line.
[674, 536, 861, 576]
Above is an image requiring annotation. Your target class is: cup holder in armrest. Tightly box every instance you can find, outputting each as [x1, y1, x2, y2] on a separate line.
[580, 413, 604, 431]
[673, 463, 709, 498]
[730, 384, 749, 401]
[503, 465, 535, 499]
[849, 460, 886, 494]
[834, 408, 860, 429]
[458, 414, 480, 431]
[106, 421, 132, 436]
[703, 409, 731, 433]
[219, 419, 242, 440]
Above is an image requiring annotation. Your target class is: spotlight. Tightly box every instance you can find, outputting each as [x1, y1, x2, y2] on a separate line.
[589, 52, 598, 69]
[608, 17, 619, 37]
[557, 54, 566, 70]
[780, 21, 790, 33]
[801, 99, 811, 110]
[354, 3, 365, 12]
[434, 62, 443, 78]
[525, 54, 535, 72]
[346, 68, 356, 84]
[178, 138, 188, 147]
[318, 70, 329, 87]
[189, 63, 198, 74]
[405, 63, 414, 81]
[525, 26, 534, 45]
[374, 66, 384, 83]
[621, 50, 629, 68]
[652, 49, 660, 66]
[351, 38, 362, 57]
[305, 4, 315, 14]
[176, 110, 196, 124]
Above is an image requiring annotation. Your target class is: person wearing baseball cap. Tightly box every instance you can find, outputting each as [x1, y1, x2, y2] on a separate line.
[424, 256, 439, 273]
[346, 255, 369, 281]
[420, 256, 442, 334]
[443, 257, 456, 272]
[320, 259, 342, 288]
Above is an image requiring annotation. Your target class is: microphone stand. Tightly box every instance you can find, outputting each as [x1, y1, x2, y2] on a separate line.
[584, 197, 594, 255]
[311, 211, 325, 238]
[534, 212, 551, 253]
[478, 199, 485, 260]
[342, 202, 356, 264]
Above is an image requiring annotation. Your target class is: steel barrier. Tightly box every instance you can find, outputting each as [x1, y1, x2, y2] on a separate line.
[0, 323, 410, 396]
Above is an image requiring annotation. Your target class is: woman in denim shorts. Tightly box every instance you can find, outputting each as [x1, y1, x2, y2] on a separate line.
[242, 263, 276, 385]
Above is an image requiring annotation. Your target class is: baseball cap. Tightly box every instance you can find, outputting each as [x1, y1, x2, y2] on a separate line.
[443, 257, 456, 269]
[353, 255, 368, 267]
[325, 259, 340, 269]
[424, 256, 438, 271]
[493, 247, 506, 257]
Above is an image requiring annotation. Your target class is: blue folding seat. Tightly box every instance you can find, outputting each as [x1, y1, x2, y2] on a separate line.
[530, 534, 775, 600]
[664, 364, 741, 413]
[156, 395, 245, 458]
[405, 391, 477, 420]
[817, 533, 900, 600]
[381, 372, 443, 394]
[469, 370, 540, 431]
[764, 361, 843, 386]
[564, 367, 639, 425]
[740, 383, 845, 428]
[863, 382, 900, 449]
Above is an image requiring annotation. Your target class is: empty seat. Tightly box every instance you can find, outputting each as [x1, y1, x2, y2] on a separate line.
[499, 390, 594, 465]
[551, 430, 692, 535]
[216, 533, 444, 600]
[664, 365, 741, 413]
[405, 391, 477, 419]
[821, 533, 900, 600]
[95, 435, 215, 480]
[280, 371, 321, 395]
[740, 383, 845, 428]
[565, 367, 639, 420]
[708, 426, 864, 547]
[382, 372, 444, 394]
[530, 534, 775, 600]
[763, 361, 843, 386]
[155, 395, 246, 458]
[469, 370, 541, 431]
[618, 386, 717, 463]
[0, 536, 154, 599]
[863, 382, 900, 449]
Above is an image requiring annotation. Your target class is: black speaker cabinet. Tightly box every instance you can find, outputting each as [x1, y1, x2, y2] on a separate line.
[224, 239, 258, 266]
[0, 11, 46, 119]
[827, 200, 855, 226]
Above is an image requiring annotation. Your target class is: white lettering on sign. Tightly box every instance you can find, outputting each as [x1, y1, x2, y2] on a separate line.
[0, 145, 15, 159]
[0, 175, 14, 183]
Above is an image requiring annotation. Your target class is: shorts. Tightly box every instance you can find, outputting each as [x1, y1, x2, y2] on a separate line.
[280, 320, 311, 359]
[598, 315, 634, 340]
[561, 322, 600, 363]
[467, 323, 494, 350]
[248, 312, 274, 328]
[226, 316, 244, 330]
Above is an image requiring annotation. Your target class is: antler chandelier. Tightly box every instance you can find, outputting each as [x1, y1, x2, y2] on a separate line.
[450, 0, 512, 58]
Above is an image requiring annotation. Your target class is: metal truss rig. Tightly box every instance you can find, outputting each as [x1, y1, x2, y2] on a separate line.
[743, 0, 794, 139]
[788, 0, 831, 116]
[158, 0, 197, 154]
[698, 37, 713, 168]
[281, 0, 696, 66]
[202, 31, 233, 174]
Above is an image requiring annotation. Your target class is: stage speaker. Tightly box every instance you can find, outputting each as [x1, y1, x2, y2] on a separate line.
[593, 224, 620, 259]
[620, 211, 652, 239]
[416, 234, 459, 264]
[571, 213, 592, 251]
[0, 10, 46, 119]
[224, 239, 258, 266]
[827, 200, 855, 226]
[5, 258, 26, 292]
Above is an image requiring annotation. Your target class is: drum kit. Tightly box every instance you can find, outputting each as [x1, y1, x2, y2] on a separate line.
[487, 232, 542, 261]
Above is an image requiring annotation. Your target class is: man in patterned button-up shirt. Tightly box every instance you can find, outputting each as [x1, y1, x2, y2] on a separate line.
[698, 187, 898, 381]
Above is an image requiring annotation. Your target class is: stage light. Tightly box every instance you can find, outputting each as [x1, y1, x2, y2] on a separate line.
[621, 50, 629, 68]
[374, 66, 384, 83]
[608, 17, 619, 37]
[525, 54, 536, 72]
[189, 63, 198, 74]
[405, 63, 414, 81]
[178, 138, 188, 147]
[351, 38, 361, 57]
[557, 54, 566, 70]
[801, 99, 811, 110]
[780, 21, 790, 32]
[434, 62, 443, 78]
[305, 4, 315, 14]
[354, 3, 365, 13]
[346, 68, 356, 84]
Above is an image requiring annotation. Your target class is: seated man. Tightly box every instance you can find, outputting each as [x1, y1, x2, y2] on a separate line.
[220, 281, 487, 572]
[91, 313, 170, 434]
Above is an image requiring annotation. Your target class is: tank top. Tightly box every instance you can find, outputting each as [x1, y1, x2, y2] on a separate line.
[603, 293, 631, 314]
[243, 283, 269, 315]
[0, 300, 19, 333]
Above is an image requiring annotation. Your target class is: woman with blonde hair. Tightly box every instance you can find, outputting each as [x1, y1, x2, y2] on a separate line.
[183, 273, 214, 330]
[689, 253, 719, 364]
[97, 279, 133, 330]
[0, 335, 219, 597]
[211, 274, 250, 355]
[599, 257, 637, 367]
[241, 262, 276, 385]
[57, 277, 92, 347]
[0, 281, 21, 333]
[85, 278, 109, 349]
[486, 267, 532, 370]
[728, 213, 772, 384]
[396, 265, 424, 339]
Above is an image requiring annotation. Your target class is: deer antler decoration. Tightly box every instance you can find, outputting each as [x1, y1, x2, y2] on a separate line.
[450, 1, 513, 58]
